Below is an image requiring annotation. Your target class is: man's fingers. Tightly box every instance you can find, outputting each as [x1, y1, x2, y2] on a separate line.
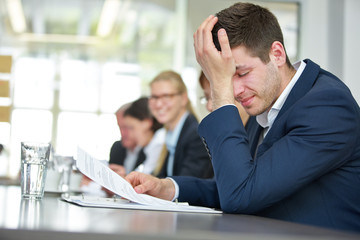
[194, 15, 214, 51]
[217, 28, 232, 59]
[131, 175, 154, 194]
[134, 185, 145, 194]
[202, 16, 218, 51]
[125, 171, 138, 186]
[125, 172, 149, 192]
[194, 15, 218, 61]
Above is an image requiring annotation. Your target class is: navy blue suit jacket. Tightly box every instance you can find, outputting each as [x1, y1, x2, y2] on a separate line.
[157, 113, 213, 178]
[173, 59, 360, 232]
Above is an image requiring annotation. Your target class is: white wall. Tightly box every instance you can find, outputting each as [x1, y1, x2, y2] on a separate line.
[343, 0, 360, 104]
[298, 0, 330, 66]
[299, 0, 360, 104]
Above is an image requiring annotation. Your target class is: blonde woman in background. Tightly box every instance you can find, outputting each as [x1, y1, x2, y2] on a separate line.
[149, 70, 213, 178]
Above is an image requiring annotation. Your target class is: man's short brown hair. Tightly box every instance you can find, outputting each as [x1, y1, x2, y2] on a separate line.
[212, 2, 292, 67]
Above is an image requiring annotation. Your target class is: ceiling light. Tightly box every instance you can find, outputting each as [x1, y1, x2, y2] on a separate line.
[96, 0, 121, 37]
[17, 33, 100, 45]
[6, 0, 27, 33]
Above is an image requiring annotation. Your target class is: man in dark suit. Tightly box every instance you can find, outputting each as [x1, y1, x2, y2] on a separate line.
[81, 103, 144, 192]
[125, 2, 360, 232]
[108, 103, 145, 176]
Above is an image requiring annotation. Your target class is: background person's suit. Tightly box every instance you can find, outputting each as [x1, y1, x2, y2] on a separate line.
[156, 113, 213, 178]
[109, 141, 145, 170]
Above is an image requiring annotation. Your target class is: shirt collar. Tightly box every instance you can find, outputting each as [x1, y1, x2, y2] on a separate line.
[256, 60, 306, 132]
[126, 145, 141, 155]
[166, 112, 189, 151]
[144, 128, 166, 154]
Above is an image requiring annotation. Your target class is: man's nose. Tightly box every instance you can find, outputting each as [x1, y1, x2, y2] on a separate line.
[233, 80, 245, 96]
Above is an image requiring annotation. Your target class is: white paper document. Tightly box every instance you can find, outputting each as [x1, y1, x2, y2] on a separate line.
[62, 195, 222, 214]
[72, 147, 222, 214]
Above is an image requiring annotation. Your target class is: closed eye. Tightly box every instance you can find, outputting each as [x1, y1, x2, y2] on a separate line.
[238, 72, 249, 77]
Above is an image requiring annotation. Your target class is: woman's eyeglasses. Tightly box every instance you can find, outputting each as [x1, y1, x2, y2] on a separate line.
[149, 93, 181, 102]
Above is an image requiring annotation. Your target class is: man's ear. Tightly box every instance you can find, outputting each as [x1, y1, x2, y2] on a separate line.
[270, 41, 287, 67]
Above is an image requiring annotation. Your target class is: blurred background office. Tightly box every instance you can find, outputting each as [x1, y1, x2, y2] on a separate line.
[0, 0, 359, 180]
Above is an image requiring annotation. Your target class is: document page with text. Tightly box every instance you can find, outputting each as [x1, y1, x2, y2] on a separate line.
[74, 147, 222, 213]
[76, 147, 178, 206]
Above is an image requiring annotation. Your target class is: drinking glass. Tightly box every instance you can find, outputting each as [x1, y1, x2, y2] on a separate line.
[20, 142, 51, 199]
[54, 155, 74, 192]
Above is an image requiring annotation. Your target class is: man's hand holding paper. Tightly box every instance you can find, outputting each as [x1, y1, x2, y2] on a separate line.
[125, 171, 176, 201]
[77, 147, 176, 206]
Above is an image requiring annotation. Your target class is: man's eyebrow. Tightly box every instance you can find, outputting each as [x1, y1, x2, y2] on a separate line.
[235, 65, 249, 70]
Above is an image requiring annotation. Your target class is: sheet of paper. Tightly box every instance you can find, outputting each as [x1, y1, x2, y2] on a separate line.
[77, 147, 181, 207]
[76, 147, 221, 213]
[62, 195, 222, 214]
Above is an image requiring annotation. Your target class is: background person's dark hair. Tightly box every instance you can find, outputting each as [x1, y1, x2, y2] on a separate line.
[124, 97, 163, 133]
[212, 2, 292, 68]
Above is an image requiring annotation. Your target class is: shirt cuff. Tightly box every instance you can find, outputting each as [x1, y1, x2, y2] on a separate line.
[167, 177, 179, 201]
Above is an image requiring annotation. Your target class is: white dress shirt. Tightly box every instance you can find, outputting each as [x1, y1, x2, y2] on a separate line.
[124, 146, 141, 174]
[165, 112, 189, 176]
[256, 60, 306, 138]
[139, 128, 166, 174]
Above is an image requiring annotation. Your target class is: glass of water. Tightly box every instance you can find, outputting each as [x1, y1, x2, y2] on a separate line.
[53, 155, 74, 192]
[20, 142, 51, 200]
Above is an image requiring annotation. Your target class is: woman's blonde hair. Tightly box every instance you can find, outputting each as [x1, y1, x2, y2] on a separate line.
[150, 70, 196, 116]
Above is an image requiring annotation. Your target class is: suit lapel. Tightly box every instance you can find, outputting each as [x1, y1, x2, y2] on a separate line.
[134, 148, 146, 170]
[277, 59, 320, 120]
[173, 114, 192, 175]
[117, 141, 128, 165]
[256, 59, 320, 157]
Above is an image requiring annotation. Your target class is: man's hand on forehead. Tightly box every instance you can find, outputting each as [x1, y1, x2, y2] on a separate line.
[193, 15, 236, 110]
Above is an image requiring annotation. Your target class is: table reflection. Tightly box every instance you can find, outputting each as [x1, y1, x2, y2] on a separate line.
[18, 199, 43, 229]
[128, 210, 177, 233]
[1, 185, 359, 240]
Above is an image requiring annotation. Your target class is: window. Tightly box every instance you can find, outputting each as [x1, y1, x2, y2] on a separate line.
[10, 109, 53, 175]
[0, 0, 299, 178]
[13, 58, 55, 109]
[59, 60, 100, 112]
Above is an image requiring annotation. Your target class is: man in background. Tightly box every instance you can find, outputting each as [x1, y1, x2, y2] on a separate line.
[108, 103, 144, 177]
[81, 102, 144, 195]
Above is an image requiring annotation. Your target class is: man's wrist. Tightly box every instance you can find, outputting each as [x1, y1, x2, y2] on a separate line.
[166, 177, 179, 201]
[211, 86, 234, 110]
[212, 96, 235, 110]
